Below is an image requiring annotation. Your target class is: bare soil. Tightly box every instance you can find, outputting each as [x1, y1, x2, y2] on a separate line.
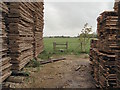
[6, 54, 95, 88]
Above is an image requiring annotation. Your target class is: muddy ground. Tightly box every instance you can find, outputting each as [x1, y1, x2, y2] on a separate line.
[5, 54, 95, 88]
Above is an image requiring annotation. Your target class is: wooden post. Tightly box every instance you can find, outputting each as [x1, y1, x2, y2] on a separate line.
[53, 42, 56, 51]
[66, 42, 68, 50]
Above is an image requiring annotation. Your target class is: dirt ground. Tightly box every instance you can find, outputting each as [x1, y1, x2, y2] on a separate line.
[6, 54, 95, 88]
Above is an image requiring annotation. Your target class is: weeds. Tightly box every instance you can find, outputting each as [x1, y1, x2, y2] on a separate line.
[22, 71, 30, 76]
[38, 51, 53, 60]
[31, 59, 40, 68]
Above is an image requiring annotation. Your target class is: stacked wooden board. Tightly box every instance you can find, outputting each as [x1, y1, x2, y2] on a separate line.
[7, 2, 44, 71]
[114, 1, 119, 12]
[89, 39, 100, 86]
[116, 1, 120, 88]
[0, 1, 44, 82]
[33, 2, 44, 58]
[90, 1, 120, 88]
[7, 2, 34, 71]
[0, 2, 12, 83]
[114, 0, 120, 12]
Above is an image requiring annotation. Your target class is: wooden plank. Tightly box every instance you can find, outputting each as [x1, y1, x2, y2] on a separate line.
[0, 71, 12, 83]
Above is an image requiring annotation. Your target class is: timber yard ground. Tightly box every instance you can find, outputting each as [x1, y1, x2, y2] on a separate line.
[4, 37, 96, 88]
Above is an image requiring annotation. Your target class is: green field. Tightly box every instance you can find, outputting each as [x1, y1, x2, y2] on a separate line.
[38, 37, 91, 60]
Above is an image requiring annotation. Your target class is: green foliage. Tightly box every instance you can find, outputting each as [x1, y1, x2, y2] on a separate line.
[78, 23, 92, 52]
[77, 33, 97, 38]
[31, 59, 40, 67]
[22, 71, 30, 76]
[38, 51, 53, 60]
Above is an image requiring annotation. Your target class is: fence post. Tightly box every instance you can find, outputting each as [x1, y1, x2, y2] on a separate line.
[66, 42, 68, 50]
[53, 42, 56, 51]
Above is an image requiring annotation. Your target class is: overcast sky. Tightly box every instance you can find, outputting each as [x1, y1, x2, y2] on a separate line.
[43, 0, 114, 37]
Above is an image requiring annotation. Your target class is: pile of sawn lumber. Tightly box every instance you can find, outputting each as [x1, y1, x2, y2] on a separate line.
[116, 1, 120, 87]
[0, 2, 12, 83]
[32, 2, 44, 57]
[0, 1, 44, 83]
[7, 2, 44, 71]
[90, 1, 120, 88]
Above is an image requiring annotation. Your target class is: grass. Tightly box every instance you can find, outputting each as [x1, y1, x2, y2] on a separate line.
[38, 37, 92, 60]
[31, 59, 40, 67]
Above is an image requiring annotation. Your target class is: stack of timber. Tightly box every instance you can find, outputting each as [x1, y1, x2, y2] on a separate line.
[6, 2, 44, 72]
[114, 0, 120, 12]
[97, 11, 118, 54]
[90, 2, 120, 88]
[0, 2, 12, 83]
[7, 2, 34, 71]
[0, 1, 44, 83]
[101, 11, 118, 88]
[114, 1, 118, 12]
[89, 39, 100, 86]
[33, 2, 44, 58]
[116, 1, 120, 88]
